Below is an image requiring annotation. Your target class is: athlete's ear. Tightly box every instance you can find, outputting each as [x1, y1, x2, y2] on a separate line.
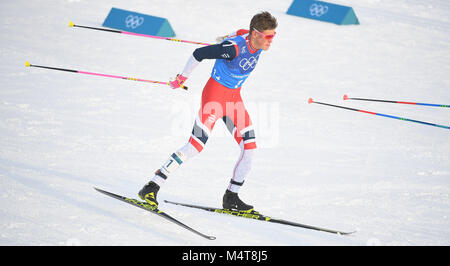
[249, 28, 254, 36]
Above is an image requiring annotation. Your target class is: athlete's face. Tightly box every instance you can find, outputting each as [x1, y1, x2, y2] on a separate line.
[252, 29, 276, 51]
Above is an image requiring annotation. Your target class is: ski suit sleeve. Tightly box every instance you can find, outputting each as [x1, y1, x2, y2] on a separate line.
[235, 29, 250, 36]
[193, 41, 239, 61]
[181, 41, 239, 77]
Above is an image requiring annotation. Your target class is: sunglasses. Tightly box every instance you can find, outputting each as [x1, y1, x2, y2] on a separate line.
[253, 28, 276, 40]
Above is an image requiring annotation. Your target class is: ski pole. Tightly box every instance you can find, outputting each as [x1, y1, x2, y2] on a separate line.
[343, 94, 449, 108]
[25, 61, 187, 90]
[69, 21, 211, 46]
[308, 98, 449, 129]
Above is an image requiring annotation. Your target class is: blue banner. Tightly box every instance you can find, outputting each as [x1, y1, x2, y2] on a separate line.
[103, 7, 175, 37]
[287, 0, 359, 25]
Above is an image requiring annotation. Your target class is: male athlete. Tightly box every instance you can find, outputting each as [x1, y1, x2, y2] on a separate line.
[139, 12, 277, 211]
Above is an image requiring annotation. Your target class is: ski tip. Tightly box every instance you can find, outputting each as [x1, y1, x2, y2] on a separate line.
[340, 230, 357, 235]
[25, 61, 31, 67]
[308, 98, 314, 104]
[343, 94, 349, 100]
[93, 187, 105, 193]
[69, 21, 75, 27]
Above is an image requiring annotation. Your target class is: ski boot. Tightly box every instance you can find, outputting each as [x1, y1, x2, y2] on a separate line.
[138, 181, 160, 210]
[222, 189, 254, 212]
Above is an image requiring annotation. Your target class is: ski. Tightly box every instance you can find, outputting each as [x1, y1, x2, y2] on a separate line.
[164, 200, 355, 235]
[94, 188, 216, 240]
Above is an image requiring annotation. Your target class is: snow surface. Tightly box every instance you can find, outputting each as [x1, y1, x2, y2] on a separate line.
[1, 0, 449, 246]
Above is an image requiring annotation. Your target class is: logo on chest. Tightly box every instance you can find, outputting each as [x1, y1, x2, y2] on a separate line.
[239, 56, 259, 71]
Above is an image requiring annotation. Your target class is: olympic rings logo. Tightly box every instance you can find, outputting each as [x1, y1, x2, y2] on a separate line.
[239, 56, 258, 71]
[309, 3, 329, 17]
[125, 15, 144, 29]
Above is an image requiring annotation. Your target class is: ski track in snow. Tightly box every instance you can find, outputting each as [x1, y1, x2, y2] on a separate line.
[1, 0, 449, 245]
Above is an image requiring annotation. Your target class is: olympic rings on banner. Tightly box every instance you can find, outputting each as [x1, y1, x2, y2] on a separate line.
[309, 3, 329, 17]
[125, 15, 144, 29]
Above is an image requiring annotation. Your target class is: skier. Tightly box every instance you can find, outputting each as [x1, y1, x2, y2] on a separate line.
[139, 11, 278, 211]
